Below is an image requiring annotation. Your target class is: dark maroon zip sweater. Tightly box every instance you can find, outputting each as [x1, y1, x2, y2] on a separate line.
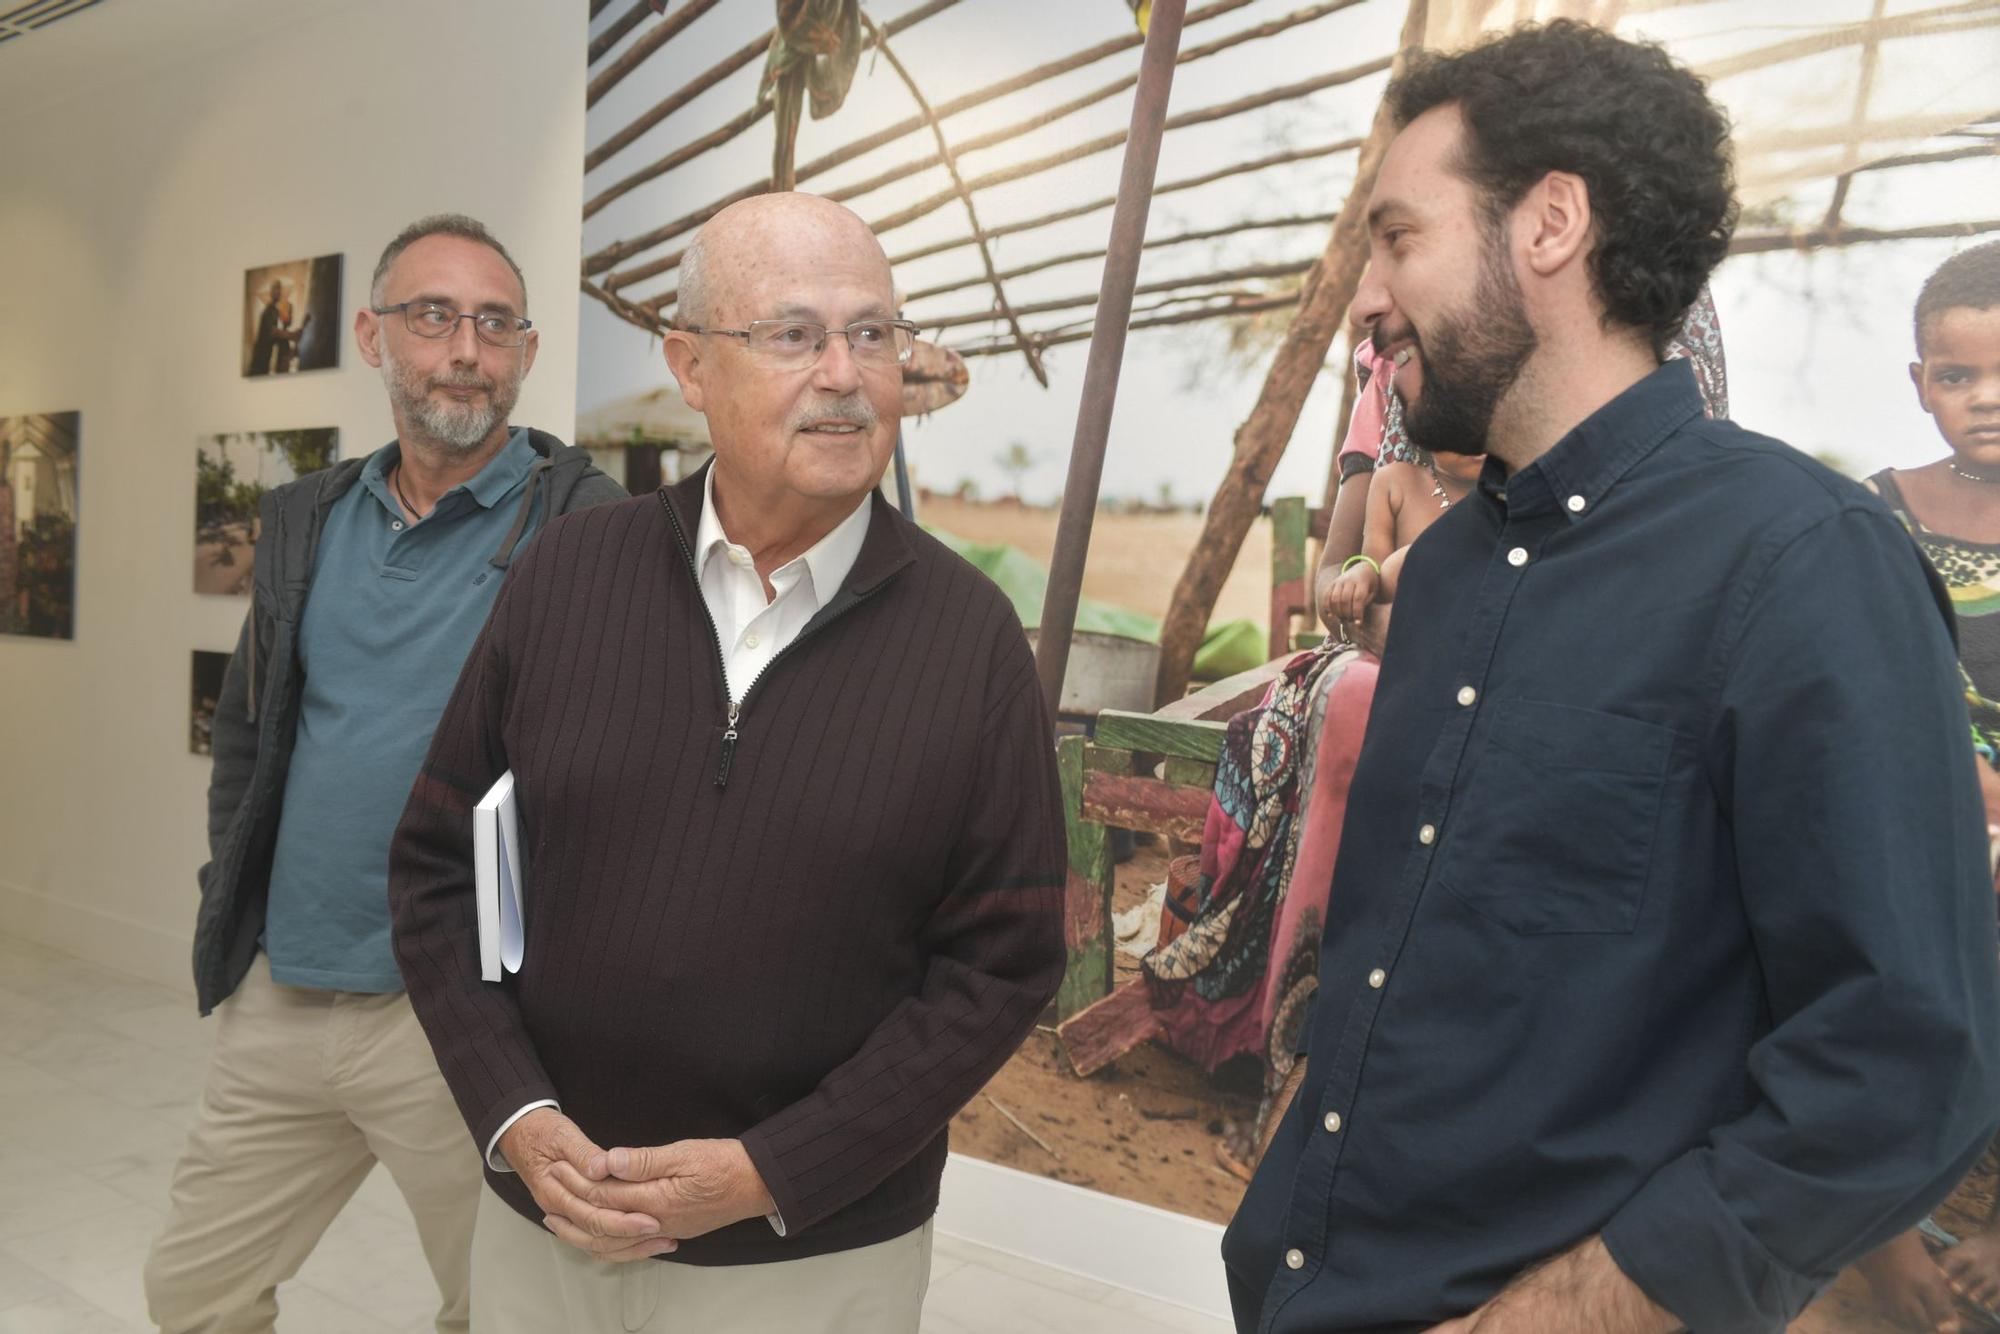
[388, 469, 1067, 1264]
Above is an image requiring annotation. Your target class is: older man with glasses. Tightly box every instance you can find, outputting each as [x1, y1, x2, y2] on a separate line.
[145, 214, 625, 1334]
[387, 191, 1068, 1334]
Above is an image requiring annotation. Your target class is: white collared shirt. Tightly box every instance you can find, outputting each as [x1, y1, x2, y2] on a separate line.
[694, 464, 873, 704]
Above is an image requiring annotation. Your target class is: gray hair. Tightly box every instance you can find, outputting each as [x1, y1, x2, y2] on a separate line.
[675, 230, 713, 329]
[372, 213, 528, 313]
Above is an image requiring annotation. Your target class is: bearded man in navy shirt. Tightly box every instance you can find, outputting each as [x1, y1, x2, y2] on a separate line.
[1223, 21, 2000, 1334]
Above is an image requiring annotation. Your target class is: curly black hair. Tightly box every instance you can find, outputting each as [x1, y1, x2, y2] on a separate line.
[1385, 20, 1737, 355]
[1915, 239, 2000, 356]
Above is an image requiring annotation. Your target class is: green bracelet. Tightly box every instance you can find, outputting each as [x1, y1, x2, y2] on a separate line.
[1342, 554, 1381, 576]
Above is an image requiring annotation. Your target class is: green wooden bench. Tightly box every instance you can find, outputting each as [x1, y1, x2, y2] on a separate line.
[1050, 498, 1325, 1073]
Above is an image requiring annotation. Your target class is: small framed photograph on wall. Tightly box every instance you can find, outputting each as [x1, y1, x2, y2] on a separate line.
[0, 411, 80, 641]
[242, 254, 342, 376]
[194, 428, 337, 596]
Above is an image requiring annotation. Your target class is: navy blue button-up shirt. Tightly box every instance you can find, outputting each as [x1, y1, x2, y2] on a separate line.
[1223, 360, 2000, 1333]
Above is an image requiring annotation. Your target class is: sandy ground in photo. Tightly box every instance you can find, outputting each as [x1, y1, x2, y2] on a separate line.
[952, 843, 1259, 1229]
[918, 494, 1281, 631]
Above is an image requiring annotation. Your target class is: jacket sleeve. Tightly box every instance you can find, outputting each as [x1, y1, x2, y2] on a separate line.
[198, 491, 281, 891]
[387, 544, 558, 1153]
[1601, 506, 2000, 1332]
[200, 610, 259, 884]
[737, 618, 1068, 1233]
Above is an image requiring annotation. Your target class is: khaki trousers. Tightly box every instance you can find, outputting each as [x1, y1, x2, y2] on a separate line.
[470, 1186, 933, 1334]
[144, 955, 483, 1334]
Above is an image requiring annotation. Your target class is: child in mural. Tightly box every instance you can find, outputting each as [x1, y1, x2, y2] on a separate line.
[1143, 290, 1728, 1180]
[1855, 238, 2000, 1333]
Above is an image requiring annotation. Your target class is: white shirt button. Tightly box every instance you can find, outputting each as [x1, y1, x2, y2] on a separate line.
[731, 549, 752, 567]
[391, 520, 404, 531]
[1368, 968, 1387, 989]
[1285, 1248, 1306, 1270]
[1419, 823, 1436, 846]
[1507, 546, 1529, 567]
[1324, 1111, 1342, 1133]
[745, 633, 761, 649]
[1567, 494, 1587, 513]
[1456, 686, 1477, 707]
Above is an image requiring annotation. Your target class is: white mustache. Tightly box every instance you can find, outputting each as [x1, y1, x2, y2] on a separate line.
[789, 397, 877, 433]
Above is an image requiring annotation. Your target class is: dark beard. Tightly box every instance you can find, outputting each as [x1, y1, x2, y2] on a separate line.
[1400, 227, 1537, 458]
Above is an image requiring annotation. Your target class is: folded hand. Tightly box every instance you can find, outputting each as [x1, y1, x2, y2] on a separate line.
[560, 1138, 776, 1243]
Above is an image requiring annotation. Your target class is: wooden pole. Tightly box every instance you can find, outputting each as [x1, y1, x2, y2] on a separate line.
[926, 213, 2000, 362]
[886, 139, 1359, 267]
[1698, 5, 1998, 82]
[585, 0, 1259, 237]
[1726, 216, 2000, 254]
[585, 30, 768, 174]
[1322, 328, 1358, 514]
[589, 1, 652, 65]
[904, 211, 1339, 304]
[1035, 0, 1189, 725]
[630, 140, 1358, 311]
[951, 294, 1300, 358]
[588, 0, 722, 110]
[919, 257, 1316, 331]
[1154, 0, 1428, 707]
[646, 212, 1331, 313]
[592, 56, 1384, 284]
[782, 1, 1370, 222]
[861, 13, 1049, 387]
[583, 0, 968, 224]
[866, 58, 1389, 243]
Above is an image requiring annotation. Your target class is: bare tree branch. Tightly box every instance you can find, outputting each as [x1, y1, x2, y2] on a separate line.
[588, 0, 723, 109]
[861, 12, 1048, 386]
[903, 212, 1339, 304]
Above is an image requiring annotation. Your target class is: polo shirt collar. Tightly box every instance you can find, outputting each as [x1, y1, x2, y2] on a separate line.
[461, 427, 537, 509]
[363, 426, 536, 515]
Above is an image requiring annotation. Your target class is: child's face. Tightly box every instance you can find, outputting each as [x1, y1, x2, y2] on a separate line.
[1912, 306, 2000, 465]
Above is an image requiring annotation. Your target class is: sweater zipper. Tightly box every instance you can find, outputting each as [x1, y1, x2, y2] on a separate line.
[661, 494, 882, 791]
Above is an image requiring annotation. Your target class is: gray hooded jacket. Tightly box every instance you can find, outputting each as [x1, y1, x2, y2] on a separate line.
[192, 429, 624, 1013]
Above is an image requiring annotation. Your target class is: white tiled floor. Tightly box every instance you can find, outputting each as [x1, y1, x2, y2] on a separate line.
[0, 930, 1230, 1333]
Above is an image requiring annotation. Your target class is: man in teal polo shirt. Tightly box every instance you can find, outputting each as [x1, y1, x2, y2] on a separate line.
[146, 214, 624, 1334]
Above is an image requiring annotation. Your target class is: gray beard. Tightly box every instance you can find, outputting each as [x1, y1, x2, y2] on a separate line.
[381, 349, 519, 456]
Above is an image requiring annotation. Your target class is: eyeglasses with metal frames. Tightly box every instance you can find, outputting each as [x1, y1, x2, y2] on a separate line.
[683, 319, 919, 367]
[372, 302, 533, 348]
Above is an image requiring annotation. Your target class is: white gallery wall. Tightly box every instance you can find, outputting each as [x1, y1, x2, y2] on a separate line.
[0, 0, 587, 989]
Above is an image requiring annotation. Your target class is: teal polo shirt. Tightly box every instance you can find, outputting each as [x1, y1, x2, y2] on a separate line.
[264, 429, 539, 992]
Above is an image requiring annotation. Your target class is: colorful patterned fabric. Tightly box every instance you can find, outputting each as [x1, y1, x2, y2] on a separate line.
[1144, 645, 1377, 1074]
[1665, 285, 1729, 421]
[1867, 468, 2000, 755]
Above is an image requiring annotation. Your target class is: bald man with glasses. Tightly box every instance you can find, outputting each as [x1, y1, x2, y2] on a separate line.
[388, 192, 1067, 1334]
[146, 214, 624, 1334]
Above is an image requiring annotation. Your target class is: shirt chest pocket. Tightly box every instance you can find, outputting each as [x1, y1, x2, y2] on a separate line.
[1436, 699, 1674, 935]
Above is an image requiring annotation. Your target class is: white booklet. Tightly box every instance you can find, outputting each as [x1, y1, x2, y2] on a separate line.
[473, 770, 526, 982]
